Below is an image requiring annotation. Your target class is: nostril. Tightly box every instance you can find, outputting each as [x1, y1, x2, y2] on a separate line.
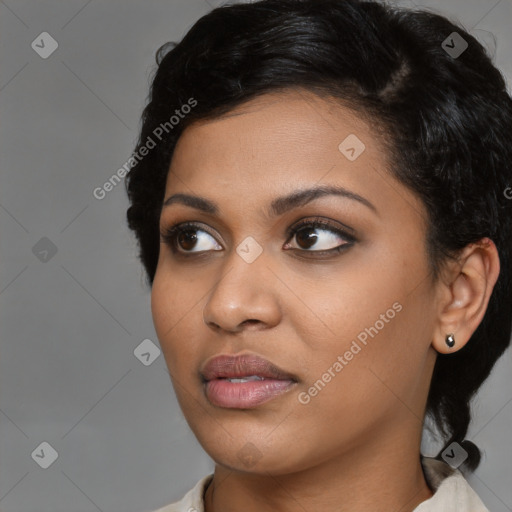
[242, 319, 259, 326]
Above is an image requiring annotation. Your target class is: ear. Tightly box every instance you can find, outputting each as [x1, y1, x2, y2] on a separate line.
[432, 237, 500, 354]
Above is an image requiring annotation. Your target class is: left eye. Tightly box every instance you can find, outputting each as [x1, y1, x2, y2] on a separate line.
[284, 220, 354, 253]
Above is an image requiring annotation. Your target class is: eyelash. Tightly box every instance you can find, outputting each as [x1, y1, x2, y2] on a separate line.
[160, 217, 356, 258]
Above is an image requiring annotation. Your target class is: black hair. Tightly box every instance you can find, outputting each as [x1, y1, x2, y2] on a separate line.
[124, 0, 512, 472]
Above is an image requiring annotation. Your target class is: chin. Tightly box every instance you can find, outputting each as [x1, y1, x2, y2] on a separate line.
[193, 425, 315, 475]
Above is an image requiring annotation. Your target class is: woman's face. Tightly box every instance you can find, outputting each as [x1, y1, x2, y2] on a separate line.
[151, 89, 439, 474]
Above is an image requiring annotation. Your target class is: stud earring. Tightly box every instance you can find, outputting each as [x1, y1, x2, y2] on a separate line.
[445, 333, 455, 348]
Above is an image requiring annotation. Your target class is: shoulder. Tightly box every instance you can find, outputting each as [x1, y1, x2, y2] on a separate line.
[415, 457, 489, 512]
[148, 474, 213, 512]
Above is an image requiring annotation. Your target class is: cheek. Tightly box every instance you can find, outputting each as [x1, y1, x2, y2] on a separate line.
[291, 255, 404, 351]
[151, 273, 174, 342]
[150, 269, 202, 371]
[291, 242, 433, 395]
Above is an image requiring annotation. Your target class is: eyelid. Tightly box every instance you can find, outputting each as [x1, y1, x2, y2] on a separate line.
[284, 216, 356, 241]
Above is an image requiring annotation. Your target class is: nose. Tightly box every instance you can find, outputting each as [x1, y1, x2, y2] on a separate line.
[202, 249, 282, 334]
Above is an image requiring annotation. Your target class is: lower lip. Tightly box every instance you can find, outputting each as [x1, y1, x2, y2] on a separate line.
[205, 379, 296, 408]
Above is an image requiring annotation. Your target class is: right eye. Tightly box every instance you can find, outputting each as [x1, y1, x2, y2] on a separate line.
[160, 222, 223, 254]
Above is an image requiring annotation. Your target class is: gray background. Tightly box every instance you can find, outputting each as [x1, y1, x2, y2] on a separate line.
[0, 0, 511, 511]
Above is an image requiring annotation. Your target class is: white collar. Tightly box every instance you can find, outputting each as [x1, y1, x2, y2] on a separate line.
[415, 456, 489, 511]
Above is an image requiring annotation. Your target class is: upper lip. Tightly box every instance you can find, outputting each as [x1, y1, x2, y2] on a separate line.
[200, 353, 297, 382]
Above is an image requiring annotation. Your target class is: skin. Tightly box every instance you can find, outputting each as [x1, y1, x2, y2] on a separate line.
[151, 89, 500, 512]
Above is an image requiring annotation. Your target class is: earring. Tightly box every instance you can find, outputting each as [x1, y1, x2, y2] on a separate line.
[445, 333, 455, 348]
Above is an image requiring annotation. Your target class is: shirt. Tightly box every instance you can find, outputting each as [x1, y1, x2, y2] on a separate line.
[148, 456, 489, 512]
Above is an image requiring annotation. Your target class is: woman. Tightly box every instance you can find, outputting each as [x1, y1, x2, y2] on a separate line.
[125, 0, 512, 510]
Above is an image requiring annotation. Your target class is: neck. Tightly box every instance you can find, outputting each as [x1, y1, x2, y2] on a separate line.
[204, 422, 433, 512]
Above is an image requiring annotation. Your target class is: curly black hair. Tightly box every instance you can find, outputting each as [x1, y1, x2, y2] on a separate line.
[124, 0, 512, 472]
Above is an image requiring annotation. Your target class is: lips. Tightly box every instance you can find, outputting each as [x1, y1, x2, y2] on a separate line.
[200, 353, 297, 382]
[200, 353, 298, 409]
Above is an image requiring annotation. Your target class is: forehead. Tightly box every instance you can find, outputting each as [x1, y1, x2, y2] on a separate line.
[169, 89, 382, 183]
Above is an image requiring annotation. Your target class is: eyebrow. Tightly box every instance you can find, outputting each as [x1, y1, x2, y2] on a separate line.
[162, 184, 378, 217]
